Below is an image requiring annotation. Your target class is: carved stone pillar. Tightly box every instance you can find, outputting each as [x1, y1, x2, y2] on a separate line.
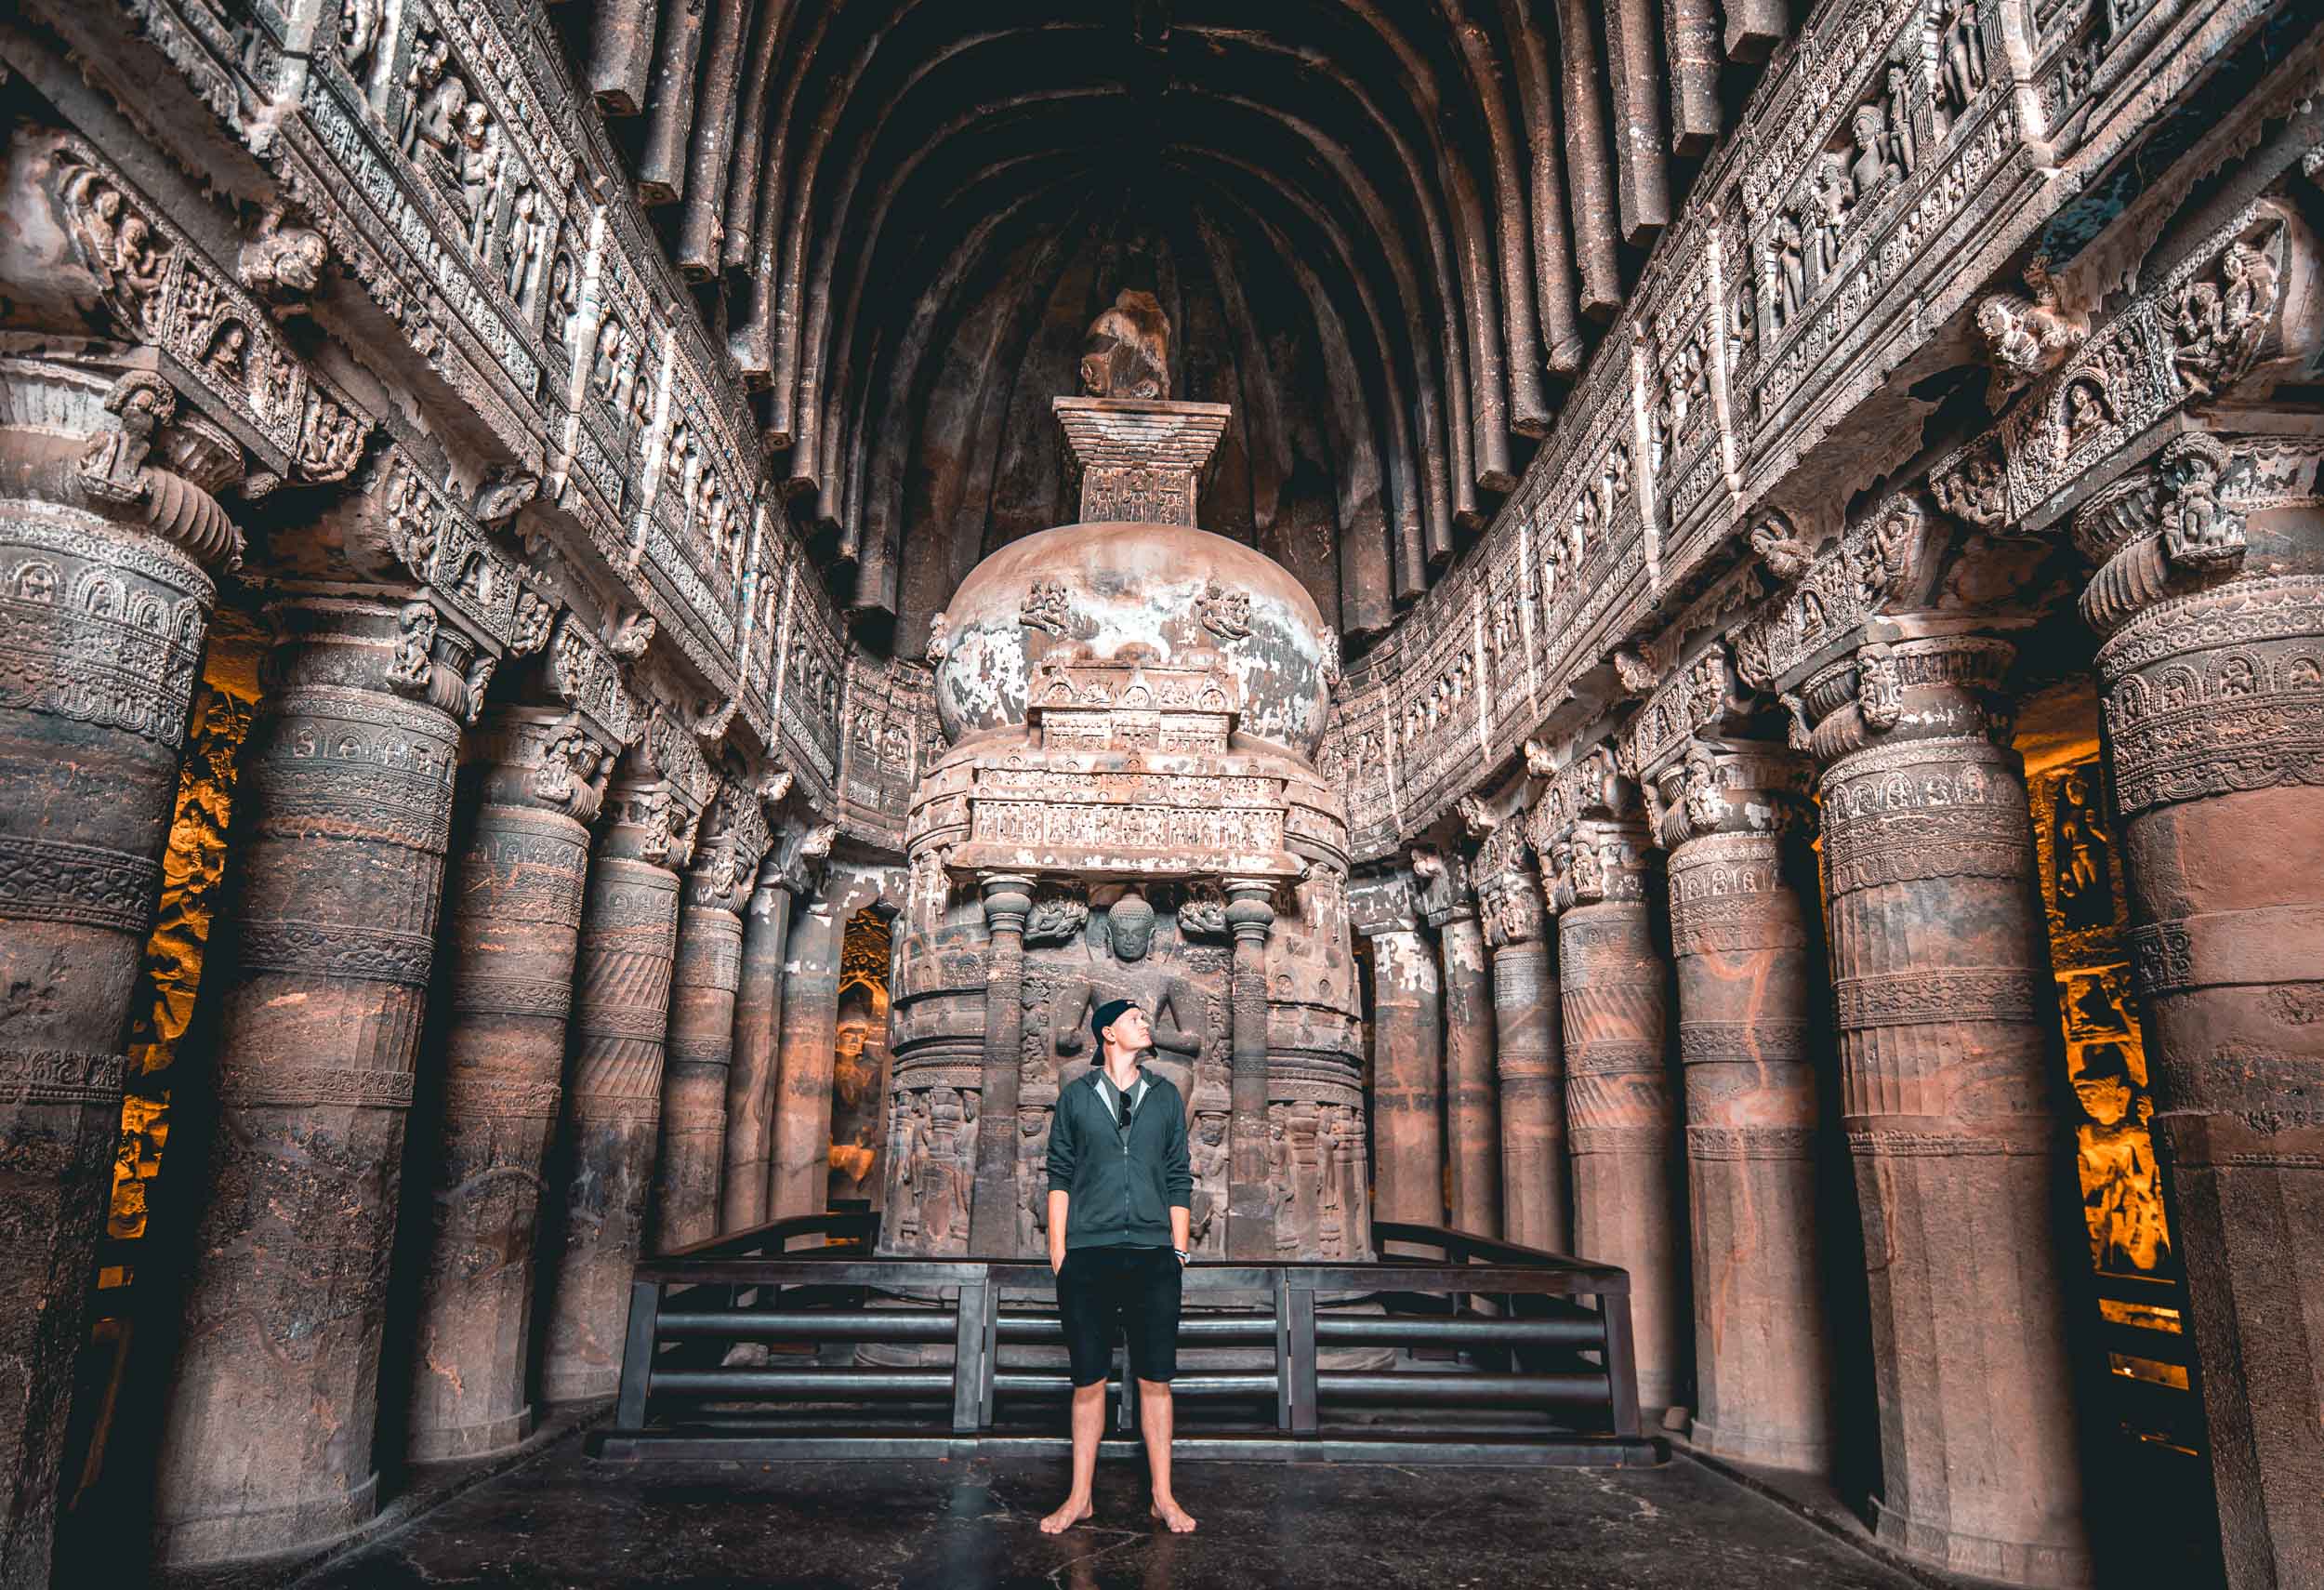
[1224, 877, 1278, 1261]
[2076, 435, 2324, 1589]
[653, 791, 753, 1252]
[1651, 739, 1834, 1473]
[1414, 844, 1499, 1238]
[722, 845, 799, 1232]
[539, 740, 705, 1405]
[1477, 858, 1566, 1252]
[1552, 814, 1684, 1414]
[1802, 628, 2091, 1586]
[1351, 872, 1446, 1240]
[405, 708, 612, 1464]
[768, 845, 842, 1223]
[153, 596, 467, 1567]
[0, 353, 236, 1584]
[968, 872, 1033, 1255]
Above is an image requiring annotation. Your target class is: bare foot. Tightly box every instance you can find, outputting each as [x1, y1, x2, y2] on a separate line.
[1038, 1497, 1093, 1535]
[1149, 1498, 1197, 1534]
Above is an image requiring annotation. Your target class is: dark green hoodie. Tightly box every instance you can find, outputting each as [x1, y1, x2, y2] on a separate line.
[1044, 1067, 1192, 1250]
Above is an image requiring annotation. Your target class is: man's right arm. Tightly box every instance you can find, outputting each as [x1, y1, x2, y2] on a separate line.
[1047, 1190, 1070, 1272]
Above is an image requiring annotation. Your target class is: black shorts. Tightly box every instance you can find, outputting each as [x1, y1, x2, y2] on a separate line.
[1055, 1245, 1182, 1386]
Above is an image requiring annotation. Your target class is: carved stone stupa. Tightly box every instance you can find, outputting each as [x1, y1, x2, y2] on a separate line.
[883, 297, 1365, 1263]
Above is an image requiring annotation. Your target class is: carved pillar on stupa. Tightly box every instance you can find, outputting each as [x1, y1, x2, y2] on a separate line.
[152, 595, 470, 1566]
[1412, 842, 1499, 1239]
[539, 714, 712, 1404]
[0, 349, 240, 1583]
[2074, 429, 2324, 1589]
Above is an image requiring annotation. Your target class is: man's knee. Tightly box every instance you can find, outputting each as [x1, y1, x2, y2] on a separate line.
[1136, 1377, 1172, 1397]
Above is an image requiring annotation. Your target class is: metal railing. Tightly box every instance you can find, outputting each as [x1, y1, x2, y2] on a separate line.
[594, 1213, 1661, 1466]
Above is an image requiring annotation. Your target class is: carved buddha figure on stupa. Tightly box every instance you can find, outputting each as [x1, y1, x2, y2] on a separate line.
[1050, 889, 1208, 1125]
[1078, 287, 1172, 401]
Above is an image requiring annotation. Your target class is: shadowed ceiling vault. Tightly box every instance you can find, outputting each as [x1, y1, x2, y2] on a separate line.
[559, 0, 1789, 654]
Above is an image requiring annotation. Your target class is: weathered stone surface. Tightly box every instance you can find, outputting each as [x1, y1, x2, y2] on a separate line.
[720, 854, 796, 1233]
[2080, 442, 2324, 1590]
[1478, 855, 1566, 1253]
[770, 890, 843, 1226]
[1357, 907, 1447, 1247]
[0, 353, 222, 1588]
[1662, 807, 1833, 1474]
[405, 709, 605, 1464]
[654, 791, 754, 1252]
[152, 598, 463, 1567]
[1415, 846, 1500, 1240]
[1554, 822, 1684, 1415]
[538, 748, 700, 1406]
[1802, 634, 2092, 1588]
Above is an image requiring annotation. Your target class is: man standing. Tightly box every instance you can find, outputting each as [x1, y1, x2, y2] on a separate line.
[1037, 998, 1197, 1535]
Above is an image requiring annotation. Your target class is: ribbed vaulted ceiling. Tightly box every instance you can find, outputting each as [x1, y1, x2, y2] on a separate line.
[554, 0, 1789, 656]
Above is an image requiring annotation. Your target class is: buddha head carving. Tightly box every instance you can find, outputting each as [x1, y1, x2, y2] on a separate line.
[1107, 889, 1156, 962]
[1079, 288, 1171, 401]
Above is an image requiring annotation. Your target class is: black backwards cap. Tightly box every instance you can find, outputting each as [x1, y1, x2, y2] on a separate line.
[1089, 998, 1139, 1053]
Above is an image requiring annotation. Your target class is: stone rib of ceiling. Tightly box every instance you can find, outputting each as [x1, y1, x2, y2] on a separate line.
[560, 0, 1789, 655]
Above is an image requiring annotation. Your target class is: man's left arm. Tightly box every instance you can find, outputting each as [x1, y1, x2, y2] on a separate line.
[1166, 1099, 1193, 1257]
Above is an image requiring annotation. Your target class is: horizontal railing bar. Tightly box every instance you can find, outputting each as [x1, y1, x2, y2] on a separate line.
[633, 1259, 1626, 1294]
[651, 1369, 955, 1397]
[992, 1372, 1279, 1398]
[656, 1310, 957, 1341]
[1315, 1371, 1611, 1407]
[1314, 1316, 1604, 1347]
[993, 1312, 1275, 1344]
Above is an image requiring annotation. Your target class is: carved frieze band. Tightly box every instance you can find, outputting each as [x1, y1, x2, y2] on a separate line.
[0, 512, 210, 744]
[0, 833, 164, 934]
[448, 974, 575, 1020]
[1818, 738, 2030, 894]
[1832, 968, 2043, 1030]
[214, 1061, 416, 1109]
[1685, 1123, 1817, 1161]
[442, 1074, 564, 1120]
[236, 919, 440, 987]
[1679, 1021, 1812, 1064]
[2098, 576, 2324, 818]
[0, 1045, 129, 1106]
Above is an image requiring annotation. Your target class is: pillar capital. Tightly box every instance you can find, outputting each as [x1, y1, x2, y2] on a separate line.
[1222, 876, 1277, 938]
[1407, 841, 1475, 927]
[1547, 816, 1656, 911]
[1475, 864, 1549, 948]
[1644, 737, 1816, 850]
[1792, 624, 2017, 764]
[978, 870, 1035, 925]
[1345, 866, 1420, 937]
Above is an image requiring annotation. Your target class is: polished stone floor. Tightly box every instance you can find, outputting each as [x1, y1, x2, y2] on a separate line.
[275, 1438, 1933, 1590]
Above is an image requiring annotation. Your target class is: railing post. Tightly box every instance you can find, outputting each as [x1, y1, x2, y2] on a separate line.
[1287, 1279, 1319, 1438]
[1600, 1287, 1643, 1438]
[951, 1277, 989, 1434]
[614, 1279, 661, 1432]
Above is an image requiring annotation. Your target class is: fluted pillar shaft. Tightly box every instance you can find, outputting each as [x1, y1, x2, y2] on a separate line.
[1804, 629, 2090, 1587]
[0, 357, 229, 1587]
[769, 889, 842, 1222]
[1480, 867, 1566, 1251]
[406, 709, 609, 1463]
[1364, 927, 1446, 1234]
[654, 815, 748, 1252]
[539, 766, 693, 1405]
[154, 597, 466, 1567]
[721, 855, 796, 1231]
[1225, 879, 1278, 1261]
[967, 873, 1033, 1255]
[2077, 440, 2324, 1590]
[1554, 819, 1684, 1413]
[1654, 742, 1833, 1473]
